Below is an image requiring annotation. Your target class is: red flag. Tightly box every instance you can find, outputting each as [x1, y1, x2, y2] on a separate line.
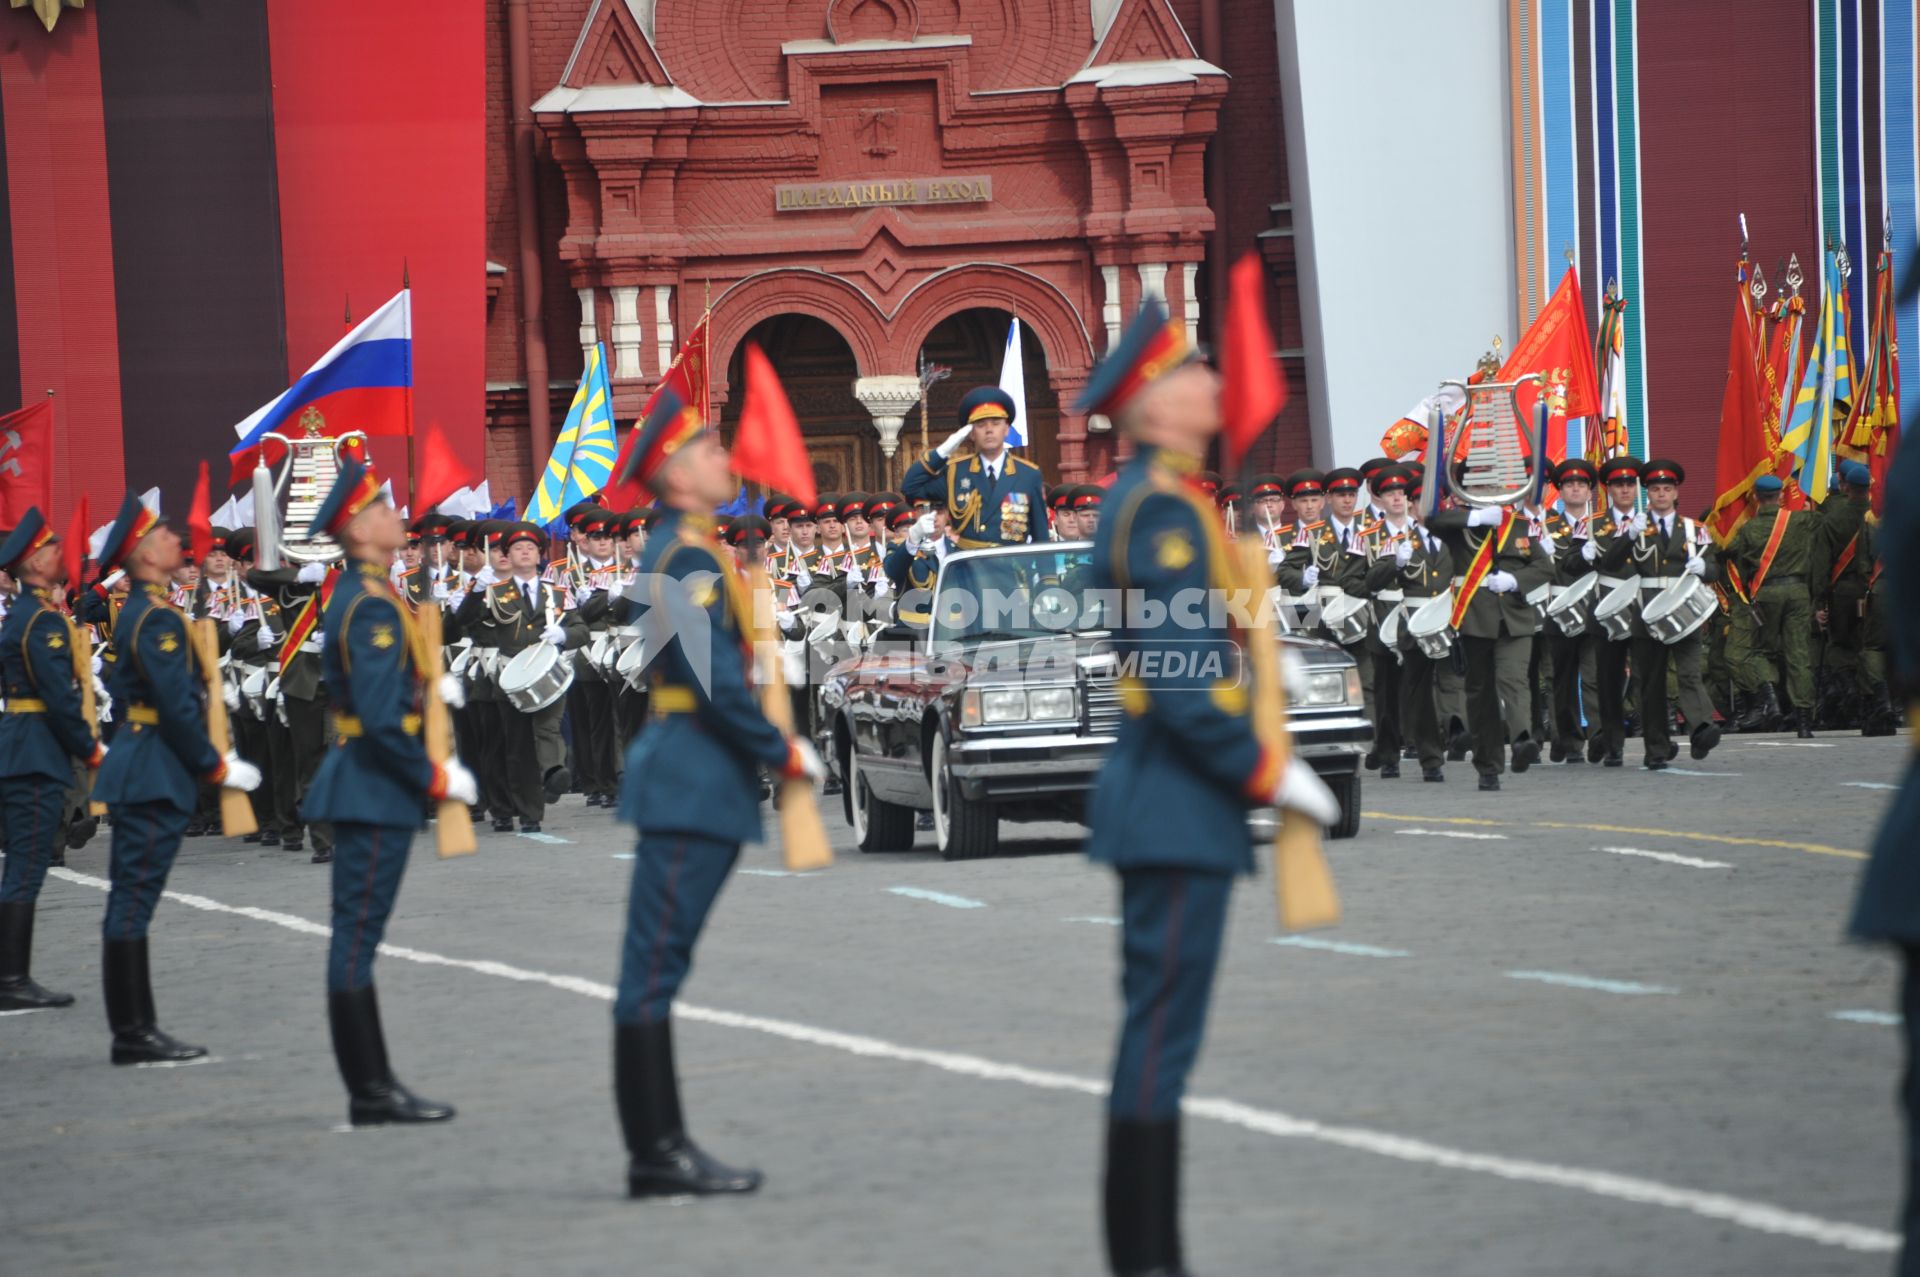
[187, 462, 214, 567]
[61, 494, 89, 590]
[732, 344, 817, 507]
[414, 420, 472, 515]
[0, 400, 56, 528]
[1221, 252, 1288, 472]
[1499, 266, 1601, 463]
[1706, 263, 1771, 544]
[601, 314, 713, 511]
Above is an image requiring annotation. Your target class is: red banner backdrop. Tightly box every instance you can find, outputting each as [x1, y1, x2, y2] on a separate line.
[265, 0, 486, 509]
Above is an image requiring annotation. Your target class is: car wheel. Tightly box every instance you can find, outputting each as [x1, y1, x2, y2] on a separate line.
[931, 733, 998, 861]
[850, 747, 915, 853]
[1327, 771, 1362, 840]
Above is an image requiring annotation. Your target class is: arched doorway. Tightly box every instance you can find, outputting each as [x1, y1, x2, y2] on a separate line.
[725, 313, 882, 495]
[908, 308, 1061, 482]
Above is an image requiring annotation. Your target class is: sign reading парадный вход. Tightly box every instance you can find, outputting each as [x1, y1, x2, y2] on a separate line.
[774, 176, 993, 212]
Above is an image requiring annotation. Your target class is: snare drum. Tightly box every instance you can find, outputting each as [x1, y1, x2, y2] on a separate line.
[1642, 575, 1716, 645]
[499, 643, 575, 712]
[1407, 590, 1456, 659]
[1321, 593, 1372, 646]
[1594, 578, 1643, 641]
[1376, 602, 1407, 661]
[1525, 582, 1553, 627]
[1545, 573, 1601, 637]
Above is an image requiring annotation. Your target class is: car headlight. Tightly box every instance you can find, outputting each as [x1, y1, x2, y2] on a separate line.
[1301, 669, 1350, 706]
[981, 690, 1029, 723]
[1026, 686, 1077, 721]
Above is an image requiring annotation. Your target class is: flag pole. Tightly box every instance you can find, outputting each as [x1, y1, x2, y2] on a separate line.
[402, 277, 418, 513]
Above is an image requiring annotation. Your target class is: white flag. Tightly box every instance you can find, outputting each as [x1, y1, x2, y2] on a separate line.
[997, 316, 1028, 448]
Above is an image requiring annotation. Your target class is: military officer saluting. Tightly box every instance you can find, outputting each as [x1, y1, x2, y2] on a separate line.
[904, 386, 1047, 548]
[301, 457, 473, 1126]
[609, 389, 825, 1200]
[91, 494, 262, 1064]
[0, 509, 104, 1010]
[1078, 301, 1338, 1277]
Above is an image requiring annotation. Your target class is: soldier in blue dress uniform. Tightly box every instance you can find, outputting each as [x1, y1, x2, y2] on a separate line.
[1848, 428, 1920, 1273]
[1079, 301, 1339, 1277]
[902, 386, 1048, 548]
[609, 389, 825, 1199]
[91, 493, 263, 1064]
[301, 457, 474, 1126]
[0, 509, 105, 1009]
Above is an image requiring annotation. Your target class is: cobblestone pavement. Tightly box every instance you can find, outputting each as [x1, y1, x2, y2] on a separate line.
[1, 729, 1911, 1276]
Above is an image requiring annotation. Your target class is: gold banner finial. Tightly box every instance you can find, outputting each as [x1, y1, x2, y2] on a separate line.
[299, 405, 327, 438]
[11, 0, 86, 34]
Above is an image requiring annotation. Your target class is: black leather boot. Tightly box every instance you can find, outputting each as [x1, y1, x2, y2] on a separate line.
[0, 902, 74, 1010]
[1104, 1117, 1189, 1277]
[1863, 685, 1900, 737]
[104, 938, 206, 1065]
[1760, 683, 1785, 730]
[1796, 707, 1816, 739]
[1689, 721, 1722, 760]
[615, 1020, 761, 1197]
[328, 985, 455, 1125]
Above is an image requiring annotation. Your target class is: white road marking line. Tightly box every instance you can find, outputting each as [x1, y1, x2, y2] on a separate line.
[0, 1007, 54, 1016]
[611, 853, 635, 860]
[1755, 741, 1837, 748]
[1659, 768, 1741, 778]
[1598, 846, 1734, 870]
[1270, 936, 1410, 958]
[1843, 781, 1900, 791]
[740, 868, 820, 878]
[1506, 970, 1677, 997]
[1063, 916, 1122, 926]
[132, 1056, 222, 1069]
[887, 886, 986, 909]
[1831, 1010, 1903, 1027]
[516, 832, 572, 845]
[1395, 829, 1509, 841]
[39, 866, 1896, 1255]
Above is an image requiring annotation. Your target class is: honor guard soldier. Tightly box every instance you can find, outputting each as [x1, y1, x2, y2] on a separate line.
[92, 494, 263, 1063]
[0, 510, 104, 1010]
[1846, 423, 1920, 1267]
[1363, 467, 1454, 781]
[454, 523, 585, 832]
[1576, 456, 1645, 764]
[302, 458, 472, 1125]
[1429, 486, 1555, 791]
[1546, 459, 1605, 761]
[1596, 459, 1720, 767]
[609, 389, 825, 1199]
[1077, 301, 1339, 1277]
[904, 386, 1047, 547]
[1723, 473, 1820, 737]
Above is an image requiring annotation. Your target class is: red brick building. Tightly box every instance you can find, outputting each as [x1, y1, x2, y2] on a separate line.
[486, 0, 1302, 499]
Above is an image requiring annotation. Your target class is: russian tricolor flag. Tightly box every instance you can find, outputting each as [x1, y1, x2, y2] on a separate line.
[229, 289, 413, 487]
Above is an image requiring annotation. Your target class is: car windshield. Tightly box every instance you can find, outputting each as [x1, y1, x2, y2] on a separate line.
[930, 545, 1109, 649]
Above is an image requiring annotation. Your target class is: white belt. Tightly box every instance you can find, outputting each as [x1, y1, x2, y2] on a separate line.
[1640, 576, 1680, 591]
[299, 639, 322, 655]
[1450, 576, 1466, 589]
[1597, 575, 1629, 589]
[1374, 589, 1405, 602]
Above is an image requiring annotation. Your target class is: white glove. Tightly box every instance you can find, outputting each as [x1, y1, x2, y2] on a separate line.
[1271, 757, 1341, 827]
[1581, 538, 1601, 563]
[542, 622, 567, 647]
[437, 759, 479, 807]
[1300, 565, 1320, 589]
[432, 579, 450, 600]
[475, 566, 498, 587]
[794, 567, 813, 591]
[297, 561, 327, 584]
[219, 753, 262, 793]
[436, 672, 466, 709]
[1393, 540, 1413, 568]
[1626, 511, 1649, 536]
[223, 681, 241, 712]
[790, 739, 828, 785]
[1684, 557, 1707, 578]
[91, 650, 105, 675]
[1467, 507, 1504, 528]
[907, 511, 936, 549]
[226, 611, 249, 635]
[1485, 571, 1518, 594]
[935, 424, 973, 459]
[254, 627, 277, 652]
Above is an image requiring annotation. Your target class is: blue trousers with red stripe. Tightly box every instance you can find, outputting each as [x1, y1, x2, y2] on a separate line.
[0, 774, 66, 904]
[614, 832, 738, 1025]
[103, 801, 190, 940]
[1109, 867, 1234, 1119]
[329, 823, 416, 992]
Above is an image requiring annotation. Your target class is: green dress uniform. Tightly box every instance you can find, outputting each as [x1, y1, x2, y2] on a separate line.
[1428, 506, 1555, 788]
[1361, 501, 1455, 779]
[1545, 495, 1605, 761]
[1721, 480, 1820, 732]
[1846, 425, 1920, 1271]
[1581, 469, 1645, 763]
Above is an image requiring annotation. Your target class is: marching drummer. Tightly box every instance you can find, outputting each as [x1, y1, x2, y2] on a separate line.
[1363, 465, 1453, 782]
[1594, 459, 1720, 768]
[1575, 456, 1644, 767]
[1547, 459, 1604, 763]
